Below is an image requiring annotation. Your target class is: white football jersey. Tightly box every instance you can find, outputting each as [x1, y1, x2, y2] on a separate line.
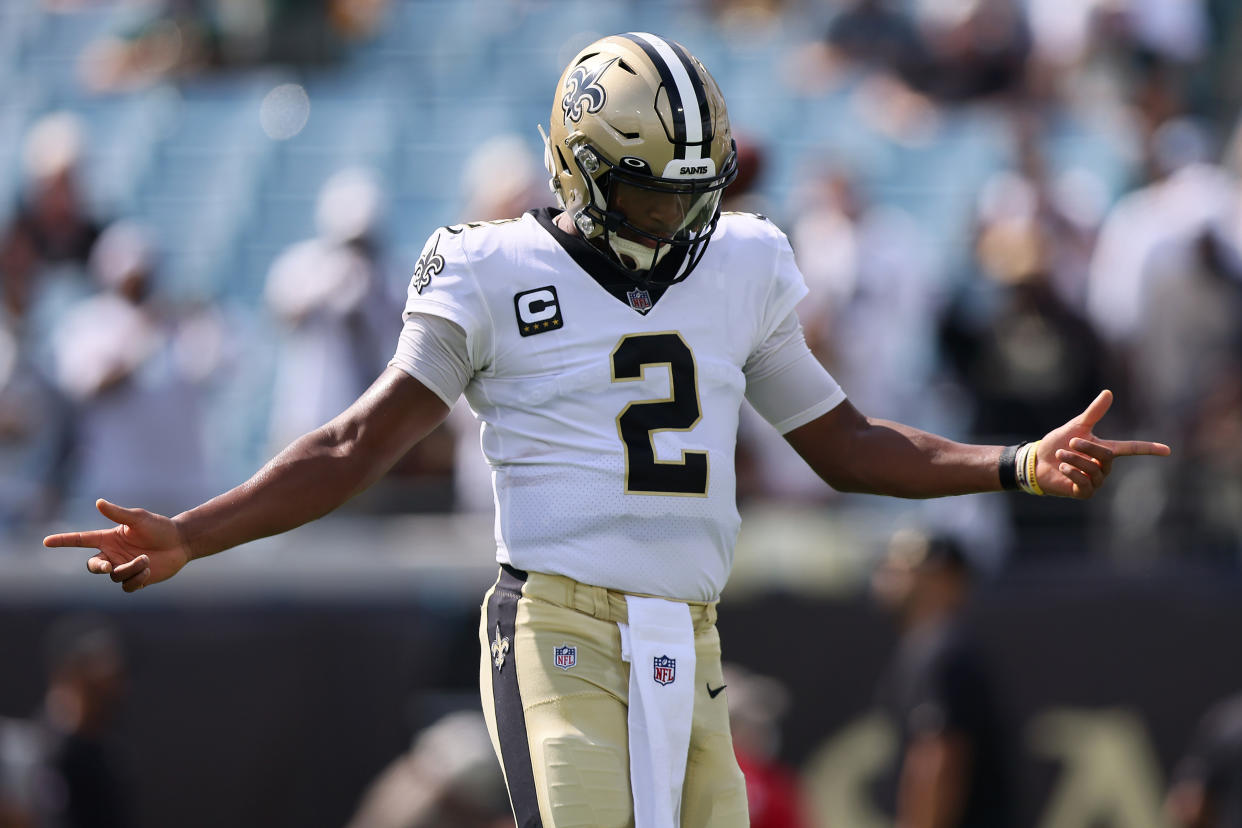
[401, 209, 832, 601]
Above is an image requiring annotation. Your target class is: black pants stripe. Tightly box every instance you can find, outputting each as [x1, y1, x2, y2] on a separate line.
[487, 565, 542, 827]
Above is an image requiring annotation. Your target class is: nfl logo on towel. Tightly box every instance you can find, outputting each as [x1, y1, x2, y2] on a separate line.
[626, 287, 653, 312]
[653, 654, 676, 686]
[554, 645, 577, 670]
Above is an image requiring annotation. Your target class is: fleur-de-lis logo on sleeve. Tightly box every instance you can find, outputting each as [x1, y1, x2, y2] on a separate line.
[412, 233, 445, 294]
[561, 57, 617, 124]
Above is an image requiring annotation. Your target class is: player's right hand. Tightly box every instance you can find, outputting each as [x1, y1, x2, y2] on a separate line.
[43, 499, 191, 592]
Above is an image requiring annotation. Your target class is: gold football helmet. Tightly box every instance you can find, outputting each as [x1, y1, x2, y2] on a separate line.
[541, 33, 738, 283]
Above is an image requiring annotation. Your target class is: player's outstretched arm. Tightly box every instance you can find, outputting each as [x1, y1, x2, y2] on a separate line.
[44, 367, 450, 591]
[785, 389, 1169, 500]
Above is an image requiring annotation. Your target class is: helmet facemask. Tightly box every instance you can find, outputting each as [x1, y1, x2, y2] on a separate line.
[571, 142, 737, 283]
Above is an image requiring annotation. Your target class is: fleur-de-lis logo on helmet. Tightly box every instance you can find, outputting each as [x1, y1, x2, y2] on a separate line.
[561, 57, 617, 124]
[412, 233, 445, 294]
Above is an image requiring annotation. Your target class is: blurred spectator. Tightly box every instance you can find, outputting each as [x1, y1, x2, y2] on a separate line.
[267, 167, 454, 512]
[346, 710, 511, 828]
[39, 616, 131, 828]
[0, 712, 49, 828]
[0, 225, 72, 533]
[1025, 0, 1208, 79]
[870, 530, 1012, 828]
[939, 165, 1110, 557]
[1121, 195, 1242, 562]
[824, 0, 1032, 104]
[52, 221, 217, 516]
[791, 168, 945, 426]
[723, 663, 813, 828]
[80, 0, 390, 92]
[266, 167, 398, 452]
[825, 0, 922, 76]
[738, 165, 950, 504]
[459, 134, 547, 226]
[0, 615, 131, 828]
[1083, 127, 1242, 561]
[1167, 692, 1242, 828]
[1085, 122, 1232, 349]
[1, 113, 104, 276]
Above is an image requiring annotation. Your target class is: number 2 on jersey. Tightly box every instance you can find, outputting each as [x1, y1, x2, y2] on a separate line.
[610, 332, 709, 496]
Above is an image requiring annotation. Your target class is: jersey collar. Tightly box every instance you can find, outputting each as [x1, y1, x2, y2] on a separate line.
[531, 207, 686, 315]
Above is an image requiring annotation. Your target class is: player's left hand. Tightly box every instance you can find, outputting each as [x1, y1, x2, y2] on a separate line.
[1036, 390, 1171, 499]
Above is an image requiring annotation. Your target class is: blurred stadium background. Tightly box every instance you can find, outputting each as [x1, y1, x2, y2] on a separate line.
[2, 0, 1242, 826]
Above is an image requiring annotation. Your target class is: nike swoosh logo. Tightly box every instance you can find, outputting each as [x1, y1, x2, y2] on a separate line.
[706, 682, 727, 699]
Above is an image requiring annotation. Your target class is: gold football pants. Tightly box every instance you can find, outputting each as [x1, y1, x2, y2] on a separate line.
[478, 565, 750, 828]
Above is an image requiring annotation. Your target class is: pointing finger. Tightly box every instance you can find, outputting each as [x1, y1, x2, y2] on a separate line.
[1104, 439, 1172, 457]
[1077, 389, 1114, 429]
[44, 529, 112, 550]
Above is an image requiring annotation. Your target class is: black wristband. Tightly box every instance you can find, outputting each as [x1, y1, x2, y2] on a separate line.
[998, 443, 1023, 491]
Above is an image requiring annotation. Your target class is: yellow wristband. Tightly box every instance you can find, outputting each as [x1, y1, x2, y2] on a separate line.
[1025, 440, 1044, 496]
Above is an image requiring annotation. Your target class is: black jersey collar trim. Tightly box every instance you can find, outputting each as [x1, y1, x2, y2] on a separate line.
[531, 207, 685, 314]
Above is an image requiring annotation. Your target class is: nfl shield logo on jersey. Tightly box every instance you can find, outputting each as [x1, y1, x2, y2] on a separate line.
[626, 287, 653, 313]
[653, 654, 676, 686]
[554, 644, 577, 670]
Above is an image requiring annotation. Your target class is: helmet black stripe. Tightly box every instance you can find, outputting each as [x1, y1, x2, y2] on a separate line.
[667, 40, 713, 147]
[620, 32, 689, 160]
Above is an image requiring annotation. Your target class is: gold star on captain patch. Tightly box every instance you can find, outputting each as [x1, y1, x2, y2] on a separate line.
[491, 623, 510, 671]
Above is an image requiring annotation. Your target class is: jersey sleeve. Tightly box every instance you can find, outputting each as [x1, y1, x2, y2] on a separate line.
[744, 310, 846, 433]
[753, 219, 810, 356]
[388, 313, 473, 407]
[400, 227, 494, 373]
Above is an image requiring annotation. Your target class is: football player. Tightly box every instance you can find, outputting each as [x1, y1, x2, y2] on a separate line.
[45, 33, 1170, 828]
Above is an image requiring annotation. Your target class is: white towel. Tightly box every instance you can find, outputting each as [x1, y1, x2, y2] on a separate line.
[617, 595, 697, 828]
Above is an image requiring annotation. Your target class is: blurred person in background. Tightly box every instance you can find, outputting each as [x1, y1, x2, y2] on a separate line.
[45, 33, 1170, 828]
[0, 710, 48, 828]
[0, 225, 72, 534]
[1, 113, 104, 278]
[737, 165, 947, 505]
[0, 616, 131, 828]
[939, 163, 1111, 558]
[1167, 692, 1242, 828]
[722, 664, 812, 828]
[265, 167, 399, 454]
[52, 220, 215, 518]
[871, 530, 1012, 828]
[265, 167, 451, 513]
[38, 616, 131, 828]
[347, 710, 512, 828]
[1085, 121, 1242, 562]
[1085, 118, 1232, 354]
[821, 0, 1032, 104]
[790, 167, 945, 431]
[78, 0, 390, 92]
